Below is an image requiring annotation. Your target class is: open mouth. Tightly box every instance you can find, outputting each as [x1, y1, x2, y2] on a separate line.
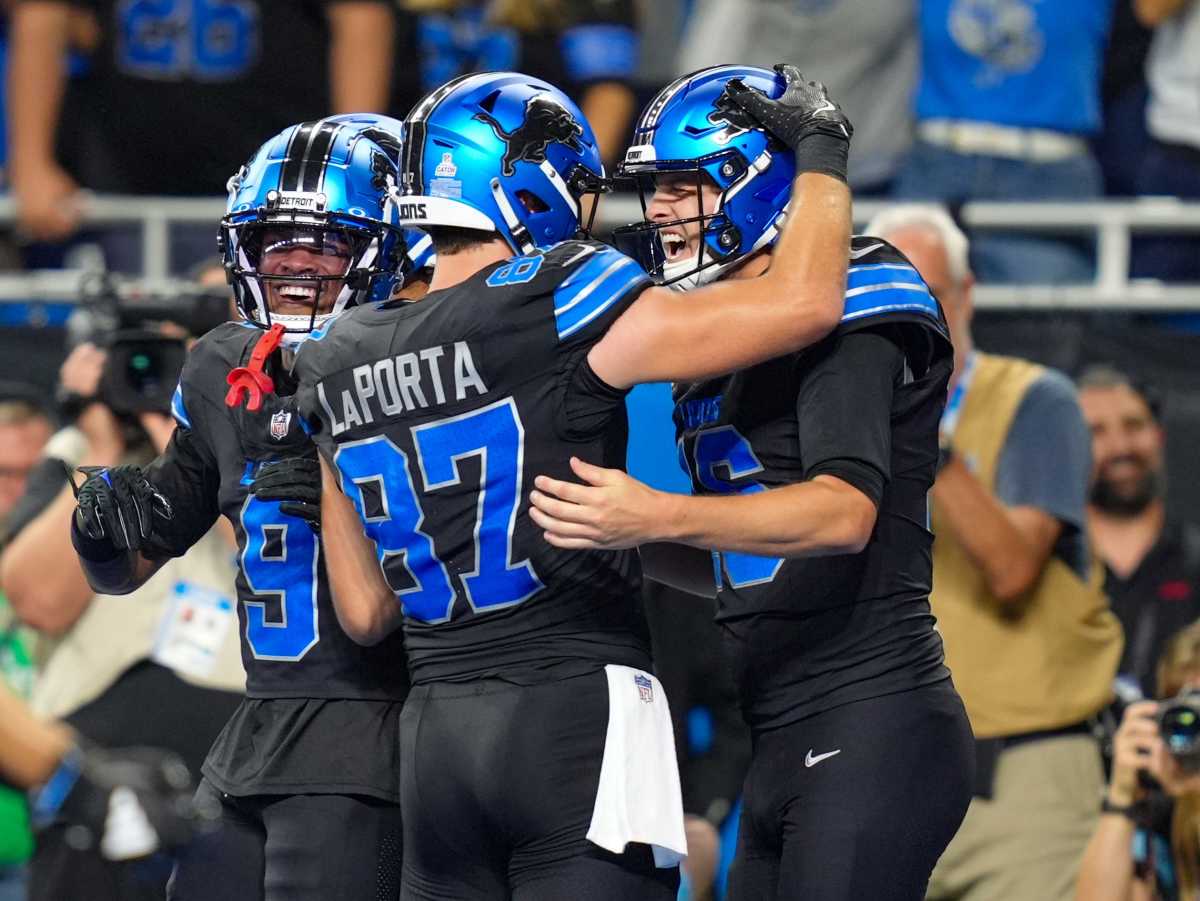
[661, 230, 692, 262]
[270, 282, 325, 316]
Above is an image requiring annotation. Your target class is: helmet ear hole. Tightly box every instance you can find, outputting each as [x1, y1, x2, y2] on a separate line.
[516, 189, 550, 214]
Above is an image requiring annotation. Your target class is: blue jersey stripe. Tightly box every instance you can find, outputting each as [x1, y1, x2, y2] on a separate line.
[170, 381, 192, 429]
[555, 253, 648, 339]
[842, 284, 940, 323]
[554, 249, 628, 309]
[557, 270, 649, 339]
[846, 263, 926, 293]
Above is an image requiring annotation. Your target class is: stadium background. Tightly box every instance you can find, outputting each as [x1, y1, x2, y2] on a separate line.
[0, 0, 1199, 899]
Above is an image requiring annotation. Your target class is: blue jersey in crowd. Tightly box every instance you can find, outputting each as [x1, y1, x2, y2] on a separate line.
[916, 0, 1114, 133]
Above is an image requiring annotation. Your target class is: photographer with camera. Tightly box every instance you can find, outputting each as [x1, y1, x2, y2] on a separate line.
[1077, 620, 1200, 901]
[0, 326, 244, 901]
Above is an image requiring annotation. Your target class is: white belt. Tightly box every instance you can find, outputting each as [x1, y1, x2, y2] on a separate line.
[919, 119, 1088, 162]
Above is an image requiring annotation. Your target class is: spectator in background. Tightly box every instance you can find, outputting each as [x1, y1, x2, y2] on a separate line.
[868, 204, 1124, 901]
[893, 0, 1113, 284]
[674, 0, 916, 194]
[0, 341, 244, 901]
[0, 388, 51, 531]
[8, 0, 394, 271]
[392, 0, 639, 167]
[1079, 366, 1200, 699]
[1076, 620, 1200, 901]
[0, 386, 50, 901]
[1093, 0, 1154, 197]
[1132, 0, 1200, 282]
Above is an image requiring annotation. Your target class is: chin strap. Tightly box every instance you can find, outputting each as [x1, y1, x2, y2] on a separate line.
[225, 323, 286, 411]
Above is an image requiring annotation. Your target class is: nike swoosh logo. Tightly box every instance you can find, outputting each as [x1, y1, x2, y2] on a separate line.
[805, 748, 841, 768]
[814, 100, 837, 114]
[849, 242, 884, 260]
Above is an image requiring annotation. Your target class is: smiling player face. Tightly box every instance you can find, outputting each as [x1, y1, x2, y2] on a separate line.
[644, 173, 723, 265]
[257, 226, 353, 318]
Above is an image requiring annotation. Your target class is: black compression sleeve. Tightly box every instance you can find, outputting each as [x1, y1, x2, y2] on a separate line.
[796, 328, 903, 507]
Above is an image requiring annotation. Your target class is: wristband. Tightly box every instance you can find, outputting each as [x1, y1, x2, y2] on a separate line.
[793, 132, 850, 184]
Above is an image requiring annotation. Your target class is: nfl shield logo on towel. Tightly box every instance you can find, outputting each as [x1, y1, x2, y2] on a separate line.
[270, 410, 291, 441]
[634, 673, 653, 704]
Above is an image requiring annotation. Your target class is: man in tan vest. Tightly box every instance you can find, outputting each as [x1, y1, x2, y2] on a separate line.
[868, 205, 1123, 901]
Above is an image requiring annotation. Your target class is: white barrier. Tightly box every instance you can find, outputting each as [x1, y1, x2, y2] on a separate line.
[0, 194, 1199, 310]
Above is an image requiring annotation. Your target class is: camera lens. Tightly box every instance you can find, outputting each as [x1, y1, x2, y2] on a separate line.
[1160, 694, 1200, 771]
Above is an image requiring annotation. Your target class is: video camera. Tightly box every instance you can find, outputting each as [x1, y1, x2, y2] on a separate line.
[65, 273, 231, 417]
[1160, 690, 1200, 772]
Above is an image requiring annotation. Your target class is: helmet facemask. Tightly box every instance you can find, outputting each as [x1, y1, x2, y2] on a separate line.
[221, 208, 403, 346]
[613, 152, 774, 292]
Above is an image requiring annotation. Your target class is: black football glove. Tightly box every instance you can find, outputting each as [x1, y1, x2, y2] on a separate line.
[249, 455, 321, 531]
[73, 465, 174, 554]
[32, 743, 212, 861]
[723, 64, 853, 182]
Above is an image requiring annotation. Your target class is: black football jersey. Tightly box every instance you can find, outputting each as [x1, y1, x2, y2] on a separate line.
[673, 237, 955, 730]
[145, 321, 410, 701]
[295, 240, 655, 684]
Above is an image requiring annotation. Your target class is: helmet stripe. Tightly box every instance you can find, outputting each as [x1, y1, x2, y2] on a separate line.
[296, 119, 339, 193]
[279, 122, 317, 192]
[402, 71, 513, 194]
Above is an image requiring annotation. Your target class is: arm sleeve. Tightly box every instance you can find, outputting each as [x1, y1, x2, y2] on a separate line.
[994, 369, 1091, 532]
[141, 424, 222, 560]
[795, 328, 903, 508]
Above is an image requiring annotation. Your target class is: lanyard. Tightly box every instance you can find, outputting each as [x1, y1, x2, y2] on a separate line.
[940, 351, 976, 444]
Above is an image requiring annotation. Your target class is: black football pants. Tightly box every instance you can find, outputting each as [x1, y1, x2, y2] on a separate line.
[399, 671, 680, 901]
[167, 779, 404, 901]
[728, 679, 975, 901]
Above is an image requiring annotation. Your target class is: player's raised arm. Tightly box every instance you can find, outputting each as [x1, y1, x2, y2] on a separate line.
[317, 456, 404, 646]
[588, 66, 853, 390]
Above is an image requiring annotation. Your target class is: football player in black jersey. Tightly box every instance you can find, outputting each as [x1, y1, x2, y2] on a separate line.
[293, 70, 854, 900]
[68, 116, 424, 901]
[529, 66, 976, 900]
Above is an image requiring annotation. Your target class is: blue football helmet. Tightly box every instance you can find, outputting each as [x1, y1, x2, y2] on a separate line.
[326, 113, 436, 274]
[613, 66, 796, 291]
[220, 118, 408, 344]
[398, 71, 606, 253]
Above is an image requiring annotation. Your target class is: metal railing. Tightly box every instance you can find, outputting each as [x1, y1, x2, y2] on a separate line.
[1, 194, 1199, 311]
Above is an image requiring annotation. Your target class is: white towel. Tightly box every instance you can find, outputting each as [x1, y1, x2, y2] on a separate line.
[586, 665, 688, 868]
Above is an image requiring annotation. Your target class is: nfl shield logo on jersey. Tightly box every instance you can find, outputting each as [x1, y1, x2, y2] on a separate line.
[270, 410, 292, 441]
[634, 673, 654, 704]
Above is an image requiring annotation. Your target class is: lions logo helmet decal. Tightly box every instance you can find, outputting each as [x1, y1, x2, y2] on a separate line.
[473, 95, 585, 177]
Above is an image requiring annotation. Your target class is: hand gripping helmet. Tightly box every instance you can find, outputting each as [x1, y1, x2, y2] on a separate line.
[613, 66, 796, 291]
[397, 71, 606, 253]
[220, 118, 408, 345]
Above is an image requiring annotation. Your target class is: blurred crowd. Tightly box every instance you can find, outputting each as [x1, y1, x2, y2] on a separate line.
[0, 1, 1198, 901]
[0, 0, 1197, 281]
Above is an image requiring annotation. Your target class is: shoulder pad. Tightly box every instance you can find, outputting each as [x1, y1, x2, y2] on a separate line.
[547, 241, 649, 341]
[842, 235, 942, 328]
[174, 322, 261, 427]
